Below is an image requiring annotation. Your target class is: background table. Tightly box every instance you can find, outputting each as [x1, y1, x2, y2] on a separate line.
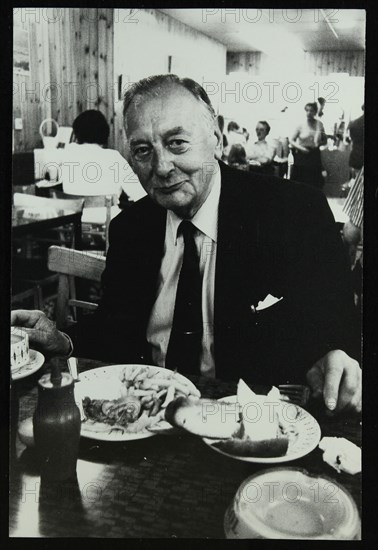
[12, 207, 82, 250]
[10, 358, 361, 538]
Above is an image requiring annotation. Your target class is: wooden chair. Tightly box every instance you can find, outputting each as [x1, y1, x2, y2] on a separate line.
[13, 192, 84, 249]
[11, 284, 40, 310]
[12, 194, 85, 309]
[47, 245, 106, 330]
[51, 190, 114, 253]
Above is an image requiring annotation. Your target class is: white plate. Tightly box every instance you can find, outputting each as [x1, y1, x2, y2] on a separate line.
[202, 395, 321, 464]
[75, 364, 200, 442]
[11, 349, 45, 381]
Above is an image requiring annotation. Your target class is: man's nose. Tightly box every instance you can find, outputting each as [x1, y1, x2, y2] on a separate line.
[152, 147, 174, 178]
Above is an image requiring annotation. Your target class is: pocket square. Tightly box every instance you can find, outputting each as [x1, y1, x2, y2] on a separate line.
[253, 294, 283, 312]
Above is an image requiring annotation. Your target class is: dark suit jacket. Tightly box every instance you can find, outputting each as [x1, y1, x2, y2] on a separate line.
[68, 162, 358, 385]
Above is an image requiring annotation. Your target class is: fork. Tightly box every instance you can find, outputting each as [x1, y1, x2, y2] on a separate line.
[278, 384, 311, 407]
[67, 357, 86, 421]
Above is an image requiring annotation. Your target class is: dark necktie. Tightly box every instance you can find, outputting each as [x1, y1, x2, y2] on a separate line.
[165, 220, 203, 374]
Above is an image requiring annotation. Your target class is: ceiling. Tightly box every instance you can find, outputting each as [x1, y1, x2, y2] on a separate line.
[160, 8, 366, 52]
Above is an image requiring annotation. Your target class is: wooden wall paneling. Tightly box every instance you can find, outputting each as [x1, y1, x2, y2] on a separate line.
[13, 74, 23, 151]
[304, 51, 365, 77]
[13, 7, 115, 152]
[25, 22, 40, 149]
[80, 10, 90, 112]
[88, 9, 99, 111]
[72, 8, 83, 117]
[38, 19, 52, 124]
[61, 10, 74, 125]
[105, 9, 115, 148]
[97, 8, 108, 117]
[337, 51, 344, 73]
[47, 15, 60, 125]
[33, 18, 51, 150]
[226, 51, 269, 76]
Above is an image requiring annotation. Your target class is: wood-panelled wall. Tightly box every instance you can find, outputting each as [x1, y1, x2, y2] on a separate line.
[303, 51, 365, 77]
[226, 52, 263, 75]
[226, 50, 365, 77]
[13, 8, 114, 152]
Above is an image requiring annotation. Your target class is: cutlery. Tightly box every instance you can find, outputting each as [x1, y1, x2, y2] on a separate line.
[67, 357, 86, 421]
[278, 384, 311, 407]
[67, 356, 79, 382]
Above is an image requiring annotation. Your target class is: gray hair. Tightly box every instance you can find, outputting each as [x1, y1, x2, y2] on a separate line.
[123, 74, 216, 123]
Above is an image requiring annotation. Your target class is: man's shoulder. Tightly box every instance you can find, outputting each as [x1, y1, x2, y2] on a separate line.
[109, 195, 165, 235]
[221, 161, 319, 197]
[220, 162, 327, 218]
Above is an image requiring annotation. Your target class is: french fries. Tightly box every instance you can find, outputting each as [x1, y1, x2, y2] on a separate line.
[83, 365, 200, 434]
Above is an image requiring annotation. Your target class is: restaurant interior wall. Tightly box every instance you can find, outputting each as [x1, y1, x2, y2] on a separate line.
[13, 8, 115, 153]
[222, 49, 364, 141]
[113, 8, 226, 154]
[227, 50, 365, 78]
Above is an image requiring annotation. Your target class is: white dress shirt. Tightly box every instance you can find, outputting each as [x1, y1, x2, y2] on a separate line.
[146, 170, 221, 377]
[246, 139, 276, 165]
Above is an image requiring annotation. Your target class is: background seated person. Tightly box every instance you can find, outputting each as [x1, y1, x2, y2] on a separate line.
[227, 144, 249, 171]
[224, 121, 246, 158]
[61, 110, 146, 203]
[246, 121, 276, 175]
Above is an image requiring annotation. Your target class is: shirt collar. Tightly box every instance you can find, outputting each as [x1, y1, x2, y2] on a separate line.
[168, 167, 221, 244]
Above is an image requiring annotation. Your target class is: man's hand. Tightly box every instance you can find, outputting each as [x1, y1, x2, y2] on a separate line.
[306, 350, 362, 413]
[11, 310, 71, 357]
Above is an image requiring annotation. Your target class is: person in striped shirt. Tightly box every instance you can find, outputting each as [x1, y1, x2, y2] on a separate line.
[343, 166, 363, 307]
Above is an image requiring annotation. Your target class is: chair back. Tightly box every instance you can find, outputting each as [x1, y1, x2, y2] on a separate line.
[51, 190, 113, 252]
[48, 245, 106, 329]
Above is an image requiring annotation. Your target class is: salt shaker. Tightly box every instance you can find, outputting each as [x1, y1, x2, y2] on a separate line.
[33, 365, 81, 482]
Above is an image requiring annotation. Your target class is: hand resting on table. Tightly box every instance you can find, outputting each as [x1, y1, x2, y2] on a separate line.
[11, 311, 362, 414]
[11, 310, 71, 357]
[306, 350, 362, 414]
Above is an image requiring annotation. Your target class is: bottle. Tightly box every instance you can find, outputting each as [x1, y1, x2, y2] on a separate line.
[33, 365, 81, 482]
[287, 149, 294, 180]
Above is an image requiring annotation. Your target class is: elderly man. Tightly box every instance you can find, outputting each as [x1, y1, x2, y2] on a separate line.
[12, 75, 361, 413]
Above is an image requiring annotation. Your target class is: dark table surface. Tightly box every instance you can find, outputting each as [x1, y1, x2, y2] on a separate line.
[9, 358, 361, 538]
[12, 207, 82, 249]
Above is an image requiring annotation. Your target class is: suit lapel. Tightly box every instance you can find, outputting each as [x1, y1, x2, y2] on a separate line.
[214, 163, 266, 375]
[131, 199, 167, 319]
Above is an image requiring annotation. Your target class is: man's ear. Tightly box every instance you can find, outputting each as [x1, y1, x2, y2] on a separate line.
[213, 121, 223, 159]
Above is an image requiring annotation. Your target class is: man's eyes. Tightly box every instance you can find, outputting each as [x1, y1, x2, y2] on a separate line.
[167, 139, 189, 151]
[132, 146, 151, 160]
[132, 140, 189, 160]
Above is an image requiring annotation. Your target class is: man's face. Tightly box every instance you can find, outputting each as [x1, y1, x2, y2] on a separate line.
[255, 123, 268, 141]
[124, 85, 221, 218]
[305, 105, 316, 120]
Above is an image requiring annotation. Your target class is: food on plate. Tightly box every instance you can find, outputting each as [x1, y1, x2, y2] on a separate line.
[81, 365, 200, 434]
[165, 379, 292, 457]
[11, 329, 30, 370]
[165, 395, 242, 439]
[212, 436, 288, 457]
